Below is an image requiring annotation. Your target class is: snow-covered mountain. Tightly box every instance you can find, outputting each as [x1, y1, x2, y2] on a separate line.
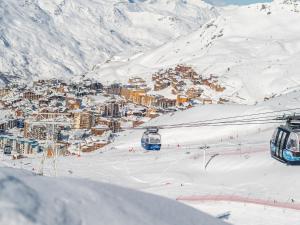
[2, 0, 300, 104]
[0, 167, 227, 225]
[5, 90, 300, 225]
[90, 0, 300, 103]
[0, 0, 217, 84]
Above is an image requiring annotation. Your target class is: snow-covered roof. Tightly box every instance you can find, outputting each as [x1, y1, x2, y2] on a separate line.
[0, 110, 14, 123]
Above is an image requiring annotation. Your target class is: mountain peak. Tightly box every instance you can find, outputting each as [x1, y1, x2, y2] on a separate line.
[0, 0, 216, 84]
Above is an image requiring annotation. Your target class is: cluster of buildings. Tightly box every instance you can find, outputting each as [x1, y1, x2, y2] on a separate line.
[152, 65, 226, 103]
[118, 65, 226, 108]
[0, 79, 114, 156]
[0, 135, 39, 155]
[0, 65, 227, 157]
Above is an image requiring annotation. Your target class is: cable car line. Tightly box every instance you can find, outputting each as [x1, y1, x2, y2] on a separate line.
[161, 117, 279, 128]
[151, 107, 300, 128]
[160, 121, 281, 129]
[138, 107, 300, 151]
[131, 118, 280, 130]
[139, 116, 282, 129]
[129, 110, 297, 130]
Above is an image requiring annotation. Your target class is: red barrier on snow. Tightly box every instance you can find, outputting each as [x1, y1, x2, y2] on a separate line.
[176, 195, 300, 211]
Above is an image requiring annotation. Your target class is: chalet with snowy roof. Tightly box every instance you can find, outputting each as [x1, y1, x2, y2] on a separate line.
[71, 111, 94, 129]
[154, 79, 170, 91]
[38, 98, 50, 107]
[102, 98, 125, 118]
[128, 77, 147, 86]
[15, 109, 24, 117]
[108, 119, 121, 133]
[105, 83, 122, 95]
[0, 119, 17, 131]
[202, 98, 213, 105]
[91, 125, 110, 136]
[176, 95, 189, 106]
[218, 98, 230, 104]
[0, 135, 39, 155]
[0, 111, 17, 131]
[2, 97, 22, 109]
[76, 89, 92, 97]
[89, 82, 103, 93]
[146, 108, 160, 118]
[172, 83, 185, 94]
[140, 94, 157, 107]
[175, 65, 198, 79]
[0, 88, 10, 97]
[152, 74, 160, 81]
[120, 86, 148, 103]
[23, 91, 43, 101]
[66, 98, 81, 110]
[24, 122, 47, 140]
[94, 117, 121, 133]
[80, 139, 109, 152]
[186, 87, 203, 99]
[52, 85, 66, 94]
[33, 80, 46, 86]
[156, 97, 176, 109]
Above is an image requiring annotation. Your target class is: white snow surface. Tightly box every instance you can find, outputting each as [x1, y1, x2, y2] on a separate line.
[0, 0, 216, 84]
[90, 0, 300, 104]
[0, 167, 228, 225]
[4, 90, 300, 225]
[2, 1, 300, 224]
[2, 0, 300, 104]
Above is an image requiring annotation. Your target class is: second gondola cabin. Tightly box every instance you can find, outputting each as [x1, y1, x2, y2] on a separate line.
[141, 127, 161, 151]
[270, 115, 300, 164]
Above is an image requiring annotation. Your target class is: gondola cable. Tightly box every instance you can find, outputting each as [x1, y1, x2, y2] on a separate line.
[138, 108, 300, 151]
[139, 107, 300, 129]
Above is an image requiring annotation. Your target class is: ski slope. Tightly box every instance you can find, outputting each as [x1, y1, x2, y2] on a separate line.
[2, 1, 300, 224]
[3, 90, 300, 225]
[91, 0, 300, 104]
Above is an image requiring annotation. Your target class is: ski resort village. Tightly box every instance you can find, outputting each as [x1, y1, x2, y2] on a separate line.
[0, 65, 225, 157]
[1, 0, 300, 225]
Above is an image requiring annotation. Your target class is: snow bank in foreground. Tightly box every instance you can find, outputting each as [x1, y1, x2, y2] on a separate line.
[0, 167, 227, 225]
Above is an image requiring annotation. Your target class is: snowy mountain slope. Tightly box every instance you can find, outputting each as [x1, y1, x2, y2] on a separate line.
[111, 90, 300, 149]
[0, 0, 217, 85]
[0, 167, 228, 225]
[6, 90, 300, 225]
[91, 0, 300, 103]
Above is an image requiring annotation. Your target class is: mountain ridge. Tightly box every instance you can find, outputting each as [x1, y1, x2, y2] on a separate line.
[88, 0, 300, 104]
[0, 0, 217, 85]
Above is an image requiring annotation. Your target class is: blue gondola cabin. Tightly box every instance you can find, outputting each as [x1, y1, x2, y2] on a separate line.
[141, 128, 161, 151]
[270, 116, 300, 164]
